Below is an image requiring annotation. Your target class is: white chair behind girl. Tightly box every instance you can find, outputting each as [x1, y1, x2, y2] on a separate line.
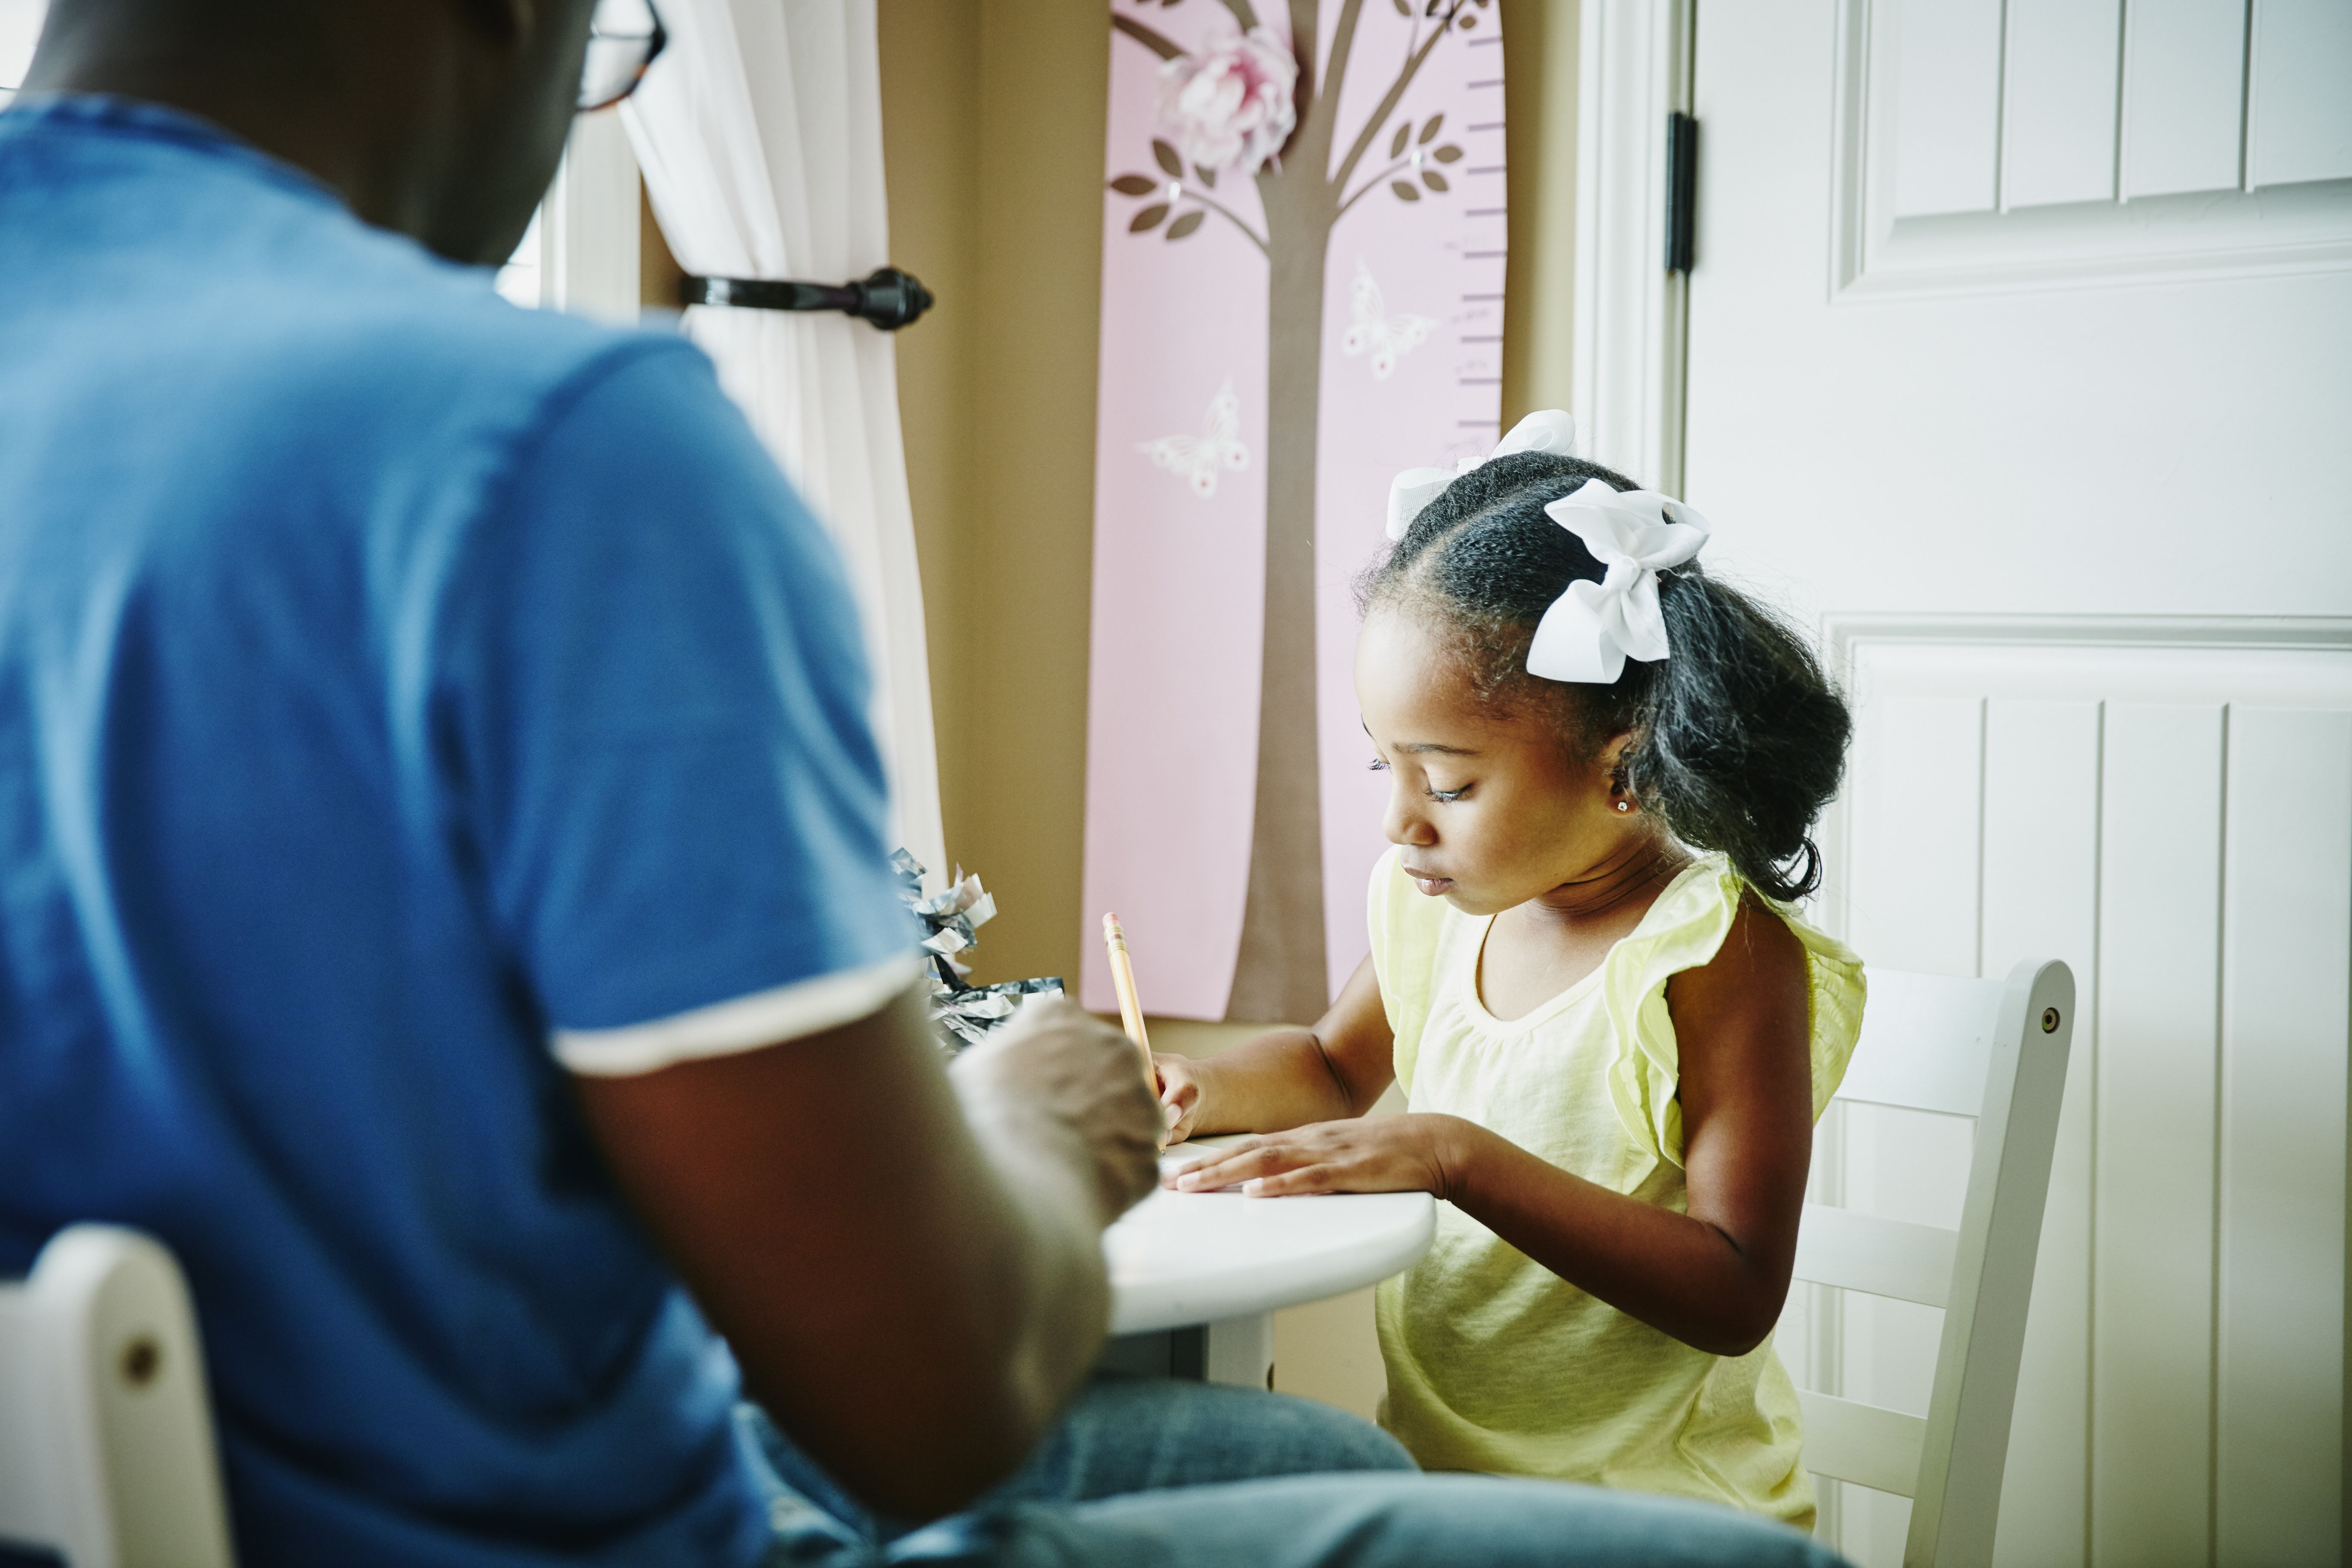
[1791, 957, 2074, 1568]
[0, 1224, 236, 1568]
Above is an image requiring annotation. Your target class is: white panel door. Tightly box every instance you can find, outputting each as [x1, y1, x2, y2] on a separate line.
[1680, 2, 2352, 1564]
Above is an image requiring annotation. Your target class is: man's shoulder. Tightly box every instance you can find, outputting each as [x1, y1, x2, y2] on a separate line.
[159, 230, 722, 526]
[5, 95, 703, 454]
[228, 227, 689, 434]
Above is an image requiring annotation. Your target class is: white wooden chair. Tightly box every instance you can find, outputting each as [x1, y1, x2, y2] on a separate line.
[0, 1225, 236, 1568]
[1792, 957, 2074, 1568]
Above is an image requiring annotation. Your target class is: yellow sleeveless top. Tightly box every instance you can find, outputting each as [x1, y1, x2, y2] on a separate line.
[1366, 847, 1865, 1530]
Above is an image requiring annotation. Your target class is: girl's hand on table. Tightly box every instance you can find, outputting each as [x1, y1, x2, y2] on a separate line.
[1163, 1113, 1485, 1199]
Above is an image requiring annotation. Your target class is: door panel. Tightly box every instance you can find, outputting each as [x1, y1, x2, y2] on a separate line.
[2003, 0, 2124, 209]
[2091, 704, 2222, 1566]
[2249, 0, 2352, 187]
[1980, 701, 2099, 1567]
[2121, 0, 2248, 198]
[1892, 0, 2006, 216]
[1688, 0, 2352, 608]
[2216, 709, 2352, 1565]
[1820, 637, 2352, 1566]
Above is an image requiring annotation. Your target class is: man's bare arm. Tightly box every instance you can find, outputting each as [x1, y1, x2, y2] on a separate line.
[572, 990, 1158, 1521]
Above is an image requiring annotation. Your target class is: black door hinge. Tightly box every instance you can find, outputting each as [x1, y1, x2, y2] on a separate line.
[1666, 112, 1698, 274]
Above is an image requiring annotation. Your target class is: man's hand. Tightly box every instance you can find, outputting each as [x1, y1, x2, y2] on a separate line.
[572, 984, 1131, 1521]
[1164, 1113, 1486, 1199]
[951, 998, 1161, 1223]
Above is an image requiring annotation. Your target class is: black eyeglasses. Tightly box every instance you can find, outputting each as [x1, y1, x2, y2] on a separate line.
[579, 0, 665, 112]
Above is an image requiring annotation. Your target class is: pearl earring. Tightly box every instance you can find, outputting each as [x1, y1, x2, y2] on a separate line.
[1615, 800, 1632, 813]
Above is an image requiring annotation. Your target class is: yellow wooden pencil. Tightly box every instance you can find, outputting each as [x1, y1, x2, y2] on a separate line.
[1101, 913, 1157, 1089]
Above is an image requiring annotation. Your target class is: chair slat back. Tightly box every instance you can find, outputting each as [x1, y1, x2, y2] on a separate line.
[0, 1287, 57, 1554]
[1797, 1388, 1928, 1497]
[1791, 960, 2074, 1568]
[0, 1225, 236, 1568]
[1906, 960, 2072, 1568]
[1792, 1203, 1958, 1309]
[1836, 970, 2005, 1116]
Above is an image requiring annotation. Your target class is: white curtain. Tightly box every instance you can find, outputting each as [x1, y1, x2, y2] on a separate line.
[622, 0, 947, 889]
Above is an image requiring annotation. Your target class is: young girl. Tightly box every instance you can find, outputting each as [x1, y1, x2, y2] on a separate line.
[1154, 435, 1864, 1531]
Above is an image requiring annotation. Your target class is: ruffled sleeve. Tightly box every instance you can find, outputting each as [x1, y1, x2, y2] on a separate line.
[1365, 847, 1448, 1096]
[1600, 857, 1868, 1170]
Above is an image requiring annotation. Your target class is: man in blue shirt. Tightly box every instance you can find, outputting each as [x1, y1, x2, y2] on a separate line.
[1, 3, 1186, 1559]
[0, 3, 1842, 1566]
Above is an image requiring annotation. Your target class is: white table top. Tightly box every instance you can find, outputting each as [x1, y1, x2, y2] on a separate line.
[1104, 1140, 1436, 1335]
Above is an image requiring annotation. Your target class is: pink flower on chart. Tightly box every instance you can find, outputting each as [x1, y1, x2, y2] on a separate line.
[1153, 27, 1299, 177]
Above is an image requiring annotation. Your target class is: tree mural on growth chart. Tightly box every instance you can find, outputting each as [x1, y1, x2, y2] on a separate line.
[1108, 0, 1480, 1022]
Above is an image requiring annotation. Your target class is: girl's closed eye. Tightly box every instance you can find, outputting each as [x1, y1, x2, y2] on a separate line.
[1367, 755, 1468, 801]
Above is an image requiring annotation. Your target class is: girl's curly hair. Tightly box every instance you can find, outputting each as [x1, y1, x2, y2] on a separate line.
[1359, 450, 1851, 902]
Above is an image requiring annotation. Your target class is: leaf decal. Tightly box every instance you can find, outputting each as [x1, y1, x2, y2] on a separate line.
[1389, 121, 1410, 160]
[1391, 181, 1421, 203]
[1110, 174, 1159, 196]
[1421, 170, 1450, 193]
[1131, 204, 1171, 232]
[1194, 164, 1218, 189]
[1152, 139, 1184, 177]
[1166, 210, 1206, 240]
[1419, 114, 1445, 145]
[1433, 144, 1464, 163]
[1458, 9, 1475, 25]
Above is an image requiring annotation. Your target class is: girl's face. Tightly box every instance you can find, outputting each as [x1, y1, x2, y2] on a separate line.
[1355, 607, 1649, 916]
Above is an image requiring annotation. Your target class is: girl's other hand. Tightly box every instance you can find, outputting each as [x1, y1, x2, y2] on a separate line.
[1163, 1113, 1482, 1199]
[1150, 1053, 1204, 1145]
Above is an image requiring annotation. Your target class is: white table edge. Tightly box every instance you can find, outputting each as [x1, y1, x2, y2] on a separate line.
[1106, 1195, 1435, 1336]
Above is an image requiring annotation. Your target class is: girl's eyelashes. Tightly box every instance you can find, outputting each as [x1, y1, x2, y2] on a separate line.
[1370, 756, 1466, 802]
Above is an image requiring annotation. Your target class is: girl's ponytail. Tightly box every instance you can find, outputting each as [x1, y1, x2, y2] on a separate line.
[1629, 573, 1850, 902]
[1361, 449, 1850, 903]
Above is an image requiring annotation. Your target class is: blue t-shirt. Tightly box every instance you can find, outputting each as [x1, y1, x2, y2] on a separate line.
[0, 97, 916, 1565]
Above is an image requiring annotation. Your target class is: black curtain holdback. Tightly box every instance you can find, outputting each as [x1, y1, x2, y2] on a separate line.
[679, 266, 935, 331]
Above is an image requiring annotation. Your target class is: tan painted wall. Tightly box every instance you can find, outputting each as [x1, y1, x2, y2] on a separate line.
[1499, 0, 1579, 422]
[879, 0, 1106, 994]
[876, 0, 1580, 1423]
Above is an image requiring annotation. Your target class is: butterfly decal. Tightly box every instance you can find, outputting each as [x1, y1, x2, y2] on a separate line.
[1137, 378, 1250, 499]
[1340, 259, 1433, 381]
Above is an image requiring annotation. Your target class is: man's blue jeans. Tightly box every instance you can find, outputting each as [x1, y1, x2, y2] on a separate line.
[743, 1375, 1846, 1568]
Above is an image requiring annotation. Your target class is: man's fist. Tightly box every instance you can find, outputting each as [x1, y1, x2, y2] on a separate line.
[950, 998, 1161, 1224]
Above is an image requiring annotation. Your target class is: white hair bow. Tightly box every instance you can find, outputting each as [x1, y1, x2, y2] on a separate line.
[1385, 409, 1579, 542]
[1526, 479, 1711, 685]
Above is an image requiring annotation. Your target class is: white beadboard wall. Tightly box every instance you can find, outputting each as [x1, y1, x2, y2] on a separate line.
[1788, 619, 2352, 1568]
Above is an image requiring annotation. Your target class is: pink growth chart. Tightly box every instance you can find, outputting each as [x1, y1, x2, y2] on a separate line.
[1082, 0, 1506, 1024]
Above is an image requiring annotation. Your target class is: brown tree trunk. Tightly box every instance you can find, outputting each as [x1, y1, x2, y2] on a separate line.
[1225, 177, 1338, 1024]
